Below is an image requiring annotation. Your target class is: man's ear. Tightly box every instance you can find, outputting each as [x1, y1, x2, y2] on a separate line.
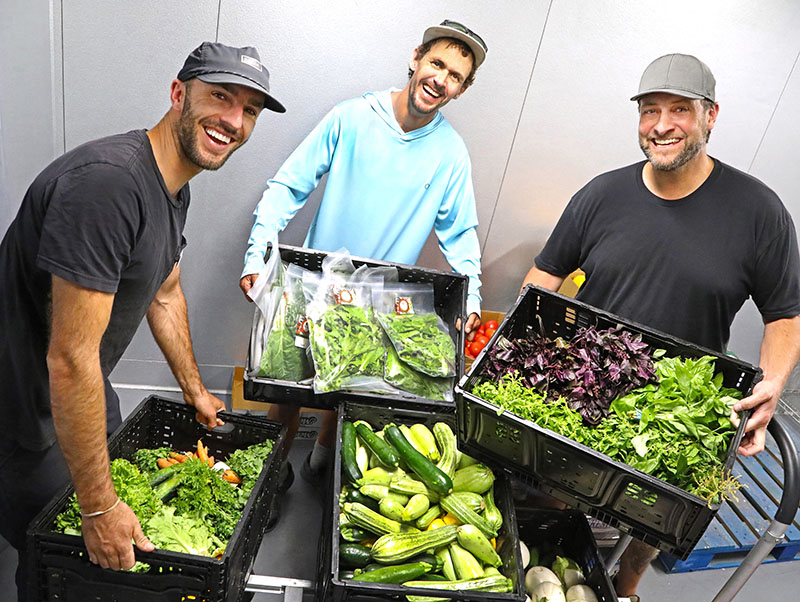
[409, 46, 422, 73]
[169, 79, 187, 112]
[706, 101, 720, 132]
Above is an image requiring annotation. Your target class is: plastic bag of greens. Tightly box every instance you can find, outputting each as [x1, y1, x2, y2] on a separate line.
[257, 263, 314, 381]
[246, 244, 283, 377]
[374, 282, 456, 378]
[303, 252, 389, 393]
[384, 345, 453, 401]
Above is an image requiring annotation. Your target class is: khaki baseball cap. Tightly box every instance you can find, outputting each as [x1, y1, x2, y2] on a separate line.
[423, 20, 487, 69]
[631, 53, 715, 102]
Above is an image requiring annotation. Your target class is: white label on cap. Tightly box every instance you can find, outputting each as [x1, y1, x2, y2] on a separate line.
[241, 55, 262, 72]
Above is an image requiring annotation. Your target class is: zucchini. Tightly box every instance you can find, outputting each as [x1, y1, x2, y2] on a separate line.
[341, 422, 363, 485]
[343, 502, 404, 535]
[456, 451, 480, 469]
[440, 494, 497, 539]
[447, 491, 484, 513]
[409, 424, 440, 461]
[483, 486, 503, 532]
[153, 472, 183, 501]
[384, 425, 453, 496]
[343, 488, 380, 512]
[402, 575, 512, 600]
[452, 464, 494, 494]
[340, 525, 372, 542]
[355, 421, 400, 468]
[355, 440, 369, 475]
[370, 525, 458, 563]
[449, 542, 484, 580]
[356, 466, 401, 487]
[339, 543, 372, 568]
[359, 484, 409, 505]
[456, 524, 502, 567]
[389, 475, 440, 502]
[402, 493, 430, 522]
[407, 553, 444, 573]
[420, 573, 448, 581]
[148, 461, 186, 487]
[352, 561, 432, 583]
[399, 424, 427, 455]
[414, 504, 441, 530]
[433, 422, 457, 479]
[436, 546, 457, 581]
[379, 497, 406, 522]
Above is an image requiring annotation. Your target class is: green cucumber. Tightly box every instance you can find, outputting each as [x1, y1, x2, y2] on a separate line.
[384, 425, 453, 496]
[342, 422, 363, 485]
[352, 561, 432, 583]
[355, 421, 400, 468]
[339, 543, 372, 568]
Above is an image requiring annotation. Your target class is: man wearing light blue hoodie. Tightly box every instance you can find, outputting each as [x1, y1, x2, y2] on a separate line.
[239, 20, 487, 525]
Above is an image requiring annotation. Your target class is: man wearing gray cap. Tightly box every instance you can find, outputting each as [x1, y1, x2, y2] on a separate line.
[522, 53, 800, 598]
[0, 41, 283, 599]
[238, 20, 488, 528]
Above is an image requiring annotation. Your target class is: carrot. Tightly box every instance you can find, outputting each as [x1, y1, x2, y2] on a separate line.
[197, 439, 208, 464]
[170, 452, 189, 463]
[157, 457, 171, 469]
[167, 457, 179, 466]
[222, 470, 241, 484]
[207, 456, 214, 468]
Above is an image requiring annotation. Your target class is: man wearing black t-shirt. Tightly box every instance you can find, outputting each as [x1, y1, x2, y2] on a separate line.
[0, 42, 285, 599]
[522, 54, 800, 599]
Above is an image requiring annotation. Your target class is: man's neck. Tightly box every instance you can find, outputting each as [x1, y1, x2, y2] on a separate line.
[642, 152, 715, 200]
[391, 87, 436, 133]
[146, 117, 201, 197]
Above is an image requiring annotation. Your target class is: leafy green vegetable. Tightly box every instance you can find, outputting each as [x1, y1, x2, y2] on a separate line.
[132, 447, 173, 475]
[474, 355, 742, 502]
[54, 458, 163, 535]
[377, 312, 456, 378]
[258, 279, 312, 382]
[309, 303, 386, 392]
[227, 439, 276, 501]
[384, 345, 452, 401]
[145, 506, 225, 557]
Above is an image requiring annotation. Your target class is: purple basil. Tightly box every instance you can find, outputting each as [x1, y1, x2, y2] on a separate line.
[479, 325, 657, 424]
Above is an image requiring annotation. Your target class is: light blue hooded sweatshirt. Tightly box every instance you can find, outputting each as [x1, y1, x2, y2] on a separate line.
[243, 89, 482, 315]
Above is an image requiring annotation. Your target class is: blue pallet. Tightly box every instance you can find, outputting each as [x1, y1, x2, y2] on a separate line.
[659, 428, 800, 573]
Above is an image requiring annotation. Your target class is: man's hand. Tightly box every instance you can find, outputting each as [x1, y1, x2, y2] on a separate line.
[239, 273, 258, 300]
[732, 378, 781, 456]
[456, 313, 482, 342]
[82, 500, 154, 570]
[185, 388, 225, 429]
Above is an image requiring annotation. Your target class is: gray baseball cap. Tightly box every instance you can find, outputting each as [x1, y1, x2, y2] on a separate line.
[423, 20, 487, 69]
[178, 42, 286, 113]
[631, 53, 715, 102]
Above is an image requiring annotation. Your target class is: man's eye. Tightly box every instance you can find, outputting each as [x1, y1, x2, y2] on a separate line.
[213, 91, 226, 100]
[245, 107, 258, 117]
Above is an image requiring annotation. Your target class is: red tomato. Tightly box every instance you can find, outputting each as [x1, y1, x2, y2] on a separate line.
[469, 341, 484, 356]
[485, 327, 497, 339]
[484, 320, 499, 330]
[474, 335, 490, 348]
[477, 324, 486, 335]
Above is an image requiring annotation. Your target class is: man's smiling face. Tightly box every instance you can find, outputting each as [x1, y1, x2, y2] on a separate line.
[407, 39, 473, 117]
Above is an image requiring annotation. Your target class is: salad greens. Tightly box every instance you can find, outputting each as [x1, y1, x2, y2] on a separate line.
[146, 506, 225, 557]
[309, 303, 386, 392]
[377, 312, 456, 378]
[228, 439, 275, 502]
[474, 355, 742, 502]
[384, 345, 452, 401]
[132, 447, 173, 476]
[258, 280, 312, 382]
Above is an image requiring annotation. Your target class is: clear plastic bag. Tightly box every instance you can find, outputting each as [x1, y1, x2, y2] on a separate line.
[373, 282, 457, 378]
[246, 245, 284, 377]
[384, 345, 453, 401]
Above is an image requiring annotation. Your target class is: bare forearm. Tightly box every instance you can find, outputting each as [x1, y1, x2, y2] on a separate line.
[48, 353, 115, 512]
[521, 265, 565, 292]
[147, 285, 205, 398]
[759, 315, 800, 391]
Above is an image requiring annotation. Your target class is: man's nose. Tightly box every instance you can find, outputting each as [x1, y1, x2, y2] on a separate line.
[220, 103, 244, 132]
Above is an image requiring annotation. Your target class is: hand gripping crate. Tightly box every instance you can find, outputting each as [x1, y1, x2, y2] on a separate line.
[243, 244, 468, 410]
[455, 285, 759, 560]
[516, 507, 617, 602]
[316, 399, 526, 602]
[27, 395, 286, 602]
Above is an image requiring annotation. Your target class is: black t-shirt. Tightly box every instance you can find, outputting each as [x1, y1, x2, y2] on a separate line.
[0, 129, 189, 450]
[535, 159, 800, 352]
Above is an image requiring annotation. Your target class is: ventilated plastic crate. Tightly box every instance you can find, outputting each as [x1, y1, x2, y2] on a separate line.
[516, 508, 617, 602]
[456, 285, 759, 560]
[316, 400, 526, 602]
[27, 395, 285, 602]
[243, 244, 468, 409]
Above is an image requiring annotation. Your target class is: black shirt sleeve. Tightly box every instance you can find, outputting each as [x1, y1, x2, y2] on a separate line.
[36, 163, 142, 293]
[534, 191, 584, 277]
[752, 213, 800, 321]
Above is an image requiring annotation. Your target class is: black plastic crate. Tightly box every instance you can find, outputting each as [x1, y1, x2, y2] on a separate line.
[515, 508, 617, 602]
[243, 244, 468, 410]
[27, 395, 285, 602]
[316, 400, 526, 602]
[455, 285, 759, 560]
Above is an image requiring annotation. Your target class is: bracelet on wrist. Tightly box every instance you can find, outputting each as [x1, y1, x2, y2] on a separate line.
[81, 497, 121, 518]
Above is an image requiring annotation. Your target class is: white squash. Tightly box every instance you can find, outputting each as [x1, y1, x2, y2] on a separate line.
[552, 556, 585, 588]
[520, 540, 530, 569]
[526, 566, 561, 594]
[532, 580, 567, 602]
[566, 584, 599, 602]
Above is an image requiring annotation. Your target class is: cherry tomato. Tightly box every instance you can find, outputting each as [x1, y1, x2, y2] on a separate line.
[484, 327, 497, 339]
[484, 320, 499, 331]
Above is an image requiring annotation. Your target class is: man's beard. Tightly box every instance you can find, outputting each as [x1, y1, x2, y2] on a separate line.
[176, 96, 238, 171]
[639, 136, 705, 171]
[407, 78, 444, 116]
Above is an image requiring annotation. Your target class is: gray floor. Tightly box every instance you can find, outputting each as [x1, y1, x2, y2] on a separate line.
[2, 388, 799, 601]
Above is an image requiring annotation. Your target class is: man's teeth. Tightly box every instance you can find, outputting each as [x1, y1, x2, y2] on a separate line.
[653, 138, 680, 146]
[422, 84, 441, 98]
[205, 128, 231, 144]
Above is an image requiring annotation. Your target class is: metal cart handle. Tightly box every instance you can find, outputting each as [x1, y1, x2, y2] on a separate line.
[712, 414, 800, 602]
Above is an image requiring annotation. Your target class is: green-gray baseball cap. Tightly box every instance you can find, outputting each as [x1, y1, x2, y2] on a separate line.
[631, 53, 715, 102]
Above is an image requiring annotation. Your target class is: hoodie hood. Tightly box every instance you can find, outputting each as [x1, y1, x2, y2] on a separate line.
[364, 89, 445, 141]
